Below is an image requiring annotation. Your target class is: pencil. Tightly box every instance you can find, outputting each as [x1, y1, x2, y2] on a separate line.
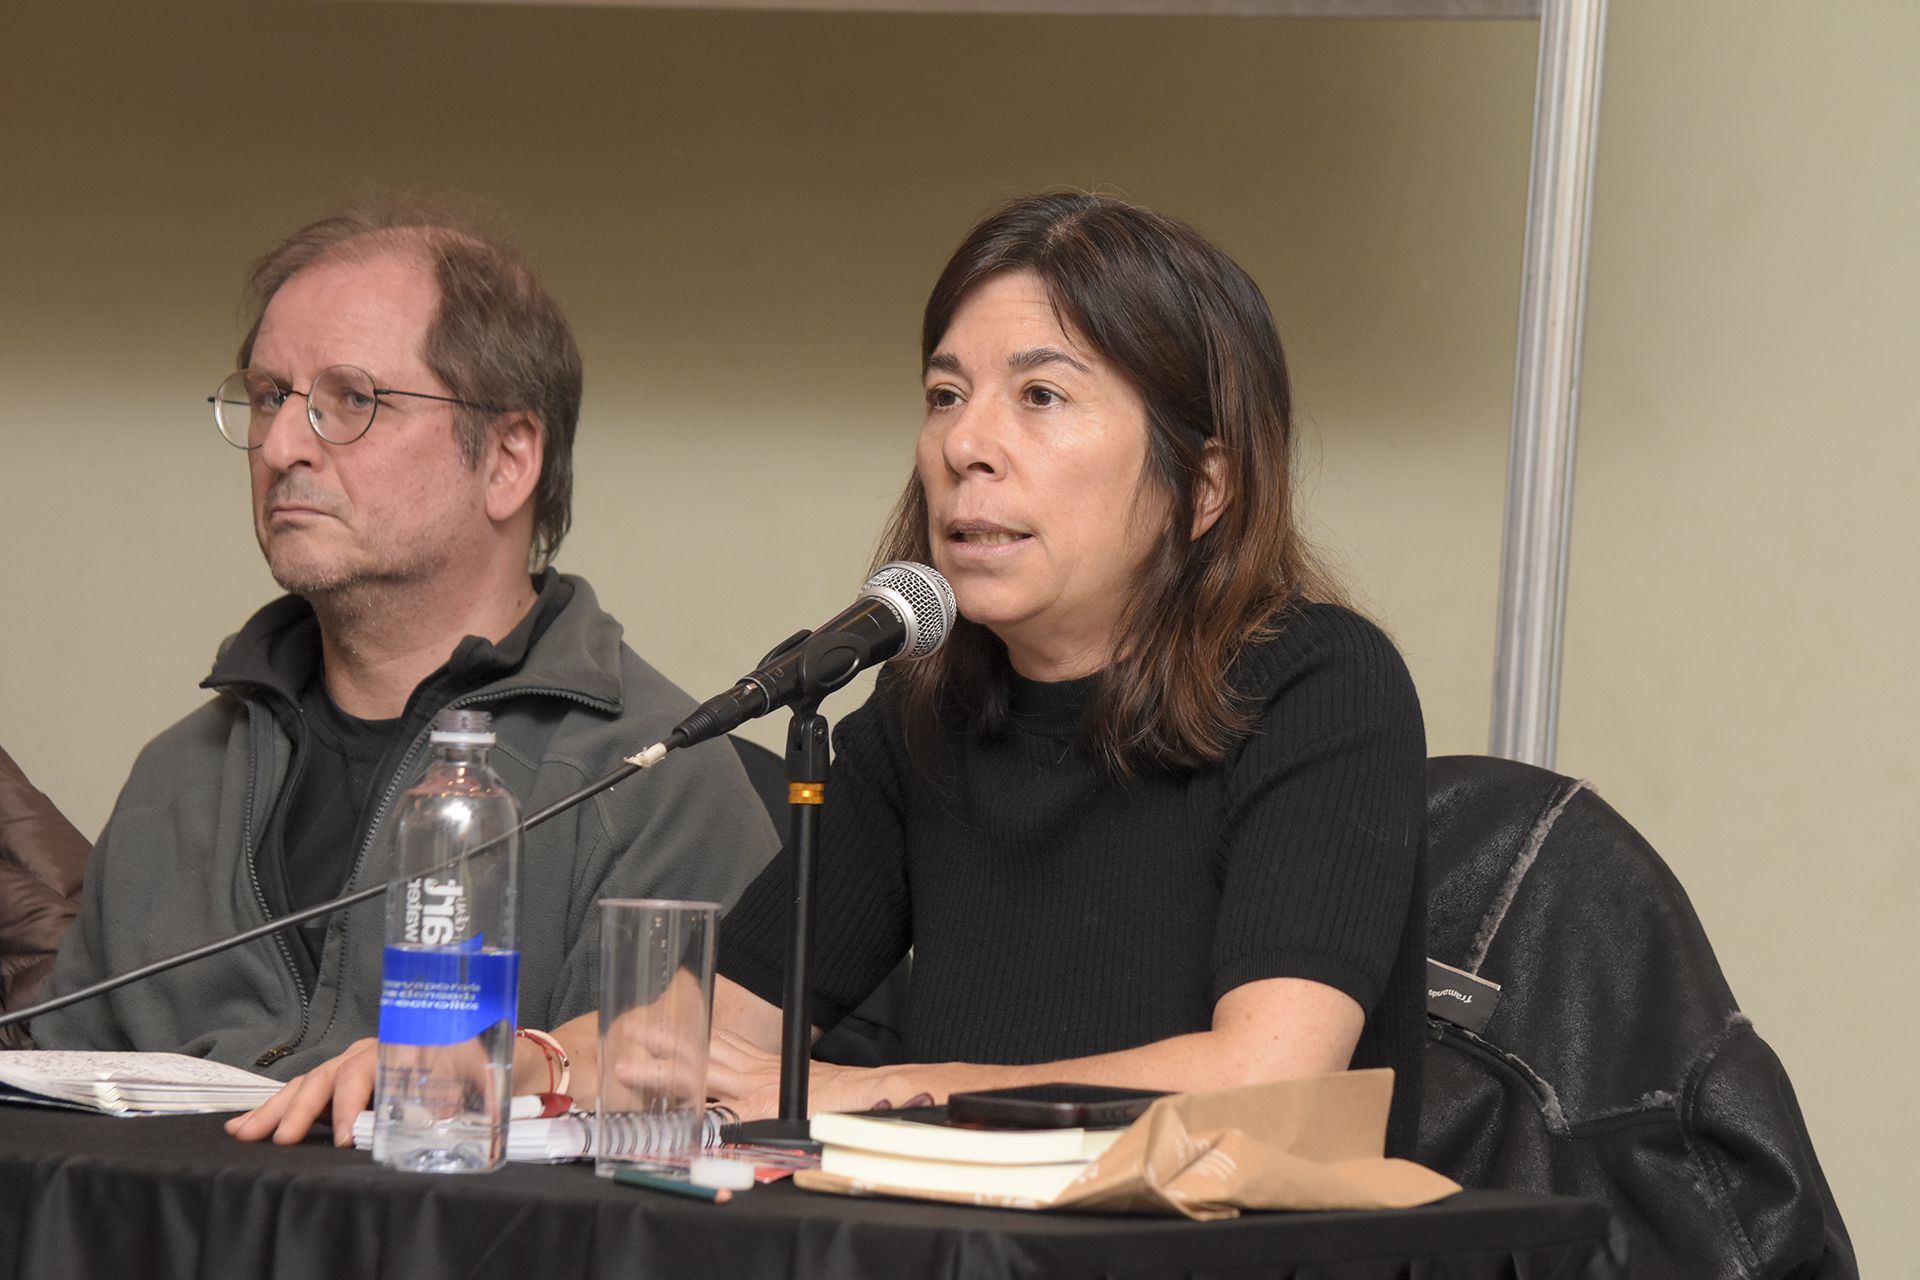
[612, 1168, 734, 1204]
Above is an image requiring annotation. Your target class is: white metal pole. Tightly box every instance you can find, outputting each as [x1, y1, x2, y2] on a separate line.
[1488, 0, 1608, 769]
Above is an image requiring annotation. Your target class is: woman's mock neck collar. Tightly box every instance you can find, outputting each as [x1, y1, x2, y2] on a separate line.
[1006, 665, 1100, 736]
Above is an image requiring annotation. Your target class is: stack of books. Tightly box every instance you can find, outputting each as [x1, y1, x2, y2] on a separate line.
[809, 1106, 1123, 1203]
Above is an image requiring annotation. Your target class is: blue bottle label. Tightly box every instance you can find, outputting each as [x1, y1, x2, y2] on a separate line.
[378, 947, 520, 1046]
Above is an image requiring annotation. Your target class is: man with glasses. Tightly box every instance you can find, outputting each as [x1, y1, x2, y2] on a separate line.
[34, 205, 777, 1103]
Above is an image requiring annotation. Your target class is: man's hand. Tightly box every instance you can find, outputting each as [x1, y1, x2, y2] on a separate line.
[226, 1016, 603, 1148]
[226, 1037, 377, 1147]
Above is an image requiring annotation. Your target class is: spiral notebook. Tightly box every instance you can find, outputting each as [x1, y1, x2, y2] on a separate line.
[348, 1106, 806, 1167]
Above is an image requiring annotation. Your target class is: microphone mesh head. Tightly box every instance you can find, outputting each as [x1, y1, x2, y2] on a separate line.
[863, 562, 957, 660]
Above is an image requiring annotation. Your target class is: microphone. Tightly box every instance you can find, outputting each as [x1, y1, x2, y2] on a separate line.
[657, 561, 956, 755]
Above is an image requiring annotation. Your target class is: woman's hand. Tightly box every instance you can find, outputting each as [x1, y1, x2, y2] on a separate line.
[699, 977, 928, 1119]
[225, 1037, 377, 1147]
[701, 1023, 785, 1119]
[704, 1028, 916, 1120]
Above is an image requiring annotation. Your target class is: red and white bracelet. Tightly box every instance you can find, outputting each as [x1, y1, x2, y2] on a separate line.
[514, 1026, 571, 1097]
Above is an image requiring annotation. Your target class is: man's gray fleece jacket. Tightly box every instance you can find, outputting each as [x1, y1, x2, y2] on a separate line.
[35, 575, 778, 1078]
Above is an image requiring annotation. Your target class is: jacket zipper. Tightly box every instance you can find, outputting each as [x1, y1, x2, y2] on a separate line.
[244, 700, 312, 1069]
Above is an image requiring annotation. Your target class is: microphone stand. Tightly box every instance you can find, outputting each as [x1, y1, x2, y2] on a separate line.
[724, 697, 830, 1151]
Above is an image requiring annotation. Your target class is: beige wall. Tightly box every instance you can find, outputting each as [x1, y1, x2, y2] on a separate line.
[1, 1, 1909, 1269]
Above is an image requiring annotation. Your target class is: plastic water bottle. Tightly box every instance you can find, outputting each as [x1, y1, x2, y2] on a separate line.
[372, 709, 521, 1173]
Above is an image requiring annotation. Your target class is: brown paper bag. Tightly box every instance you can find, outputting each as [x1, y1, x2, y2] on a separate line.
[795, 1069, 1460, 1219]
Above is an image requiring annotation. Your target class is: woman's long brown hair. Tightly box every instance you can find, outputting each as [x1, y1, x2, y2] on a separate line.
[876, 192, 1343, 775]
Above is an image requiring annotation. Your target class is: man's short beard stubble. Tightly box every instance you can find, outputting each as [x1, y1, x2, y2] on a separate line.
[256, 476, 435, 631]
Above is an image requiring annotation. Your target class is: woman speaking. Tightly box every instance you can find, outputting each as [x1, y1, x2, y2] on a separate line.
[707, 192, 1428, 1156]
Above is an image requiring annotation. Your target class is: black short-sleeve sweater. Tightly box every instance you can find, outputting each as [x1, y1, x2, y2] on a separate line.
[717, 602, 1428, 1156]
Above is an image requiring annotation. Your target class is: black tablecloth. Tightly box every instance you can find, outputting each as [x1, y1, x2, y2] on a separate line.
[0, 1108, 1627, 1280]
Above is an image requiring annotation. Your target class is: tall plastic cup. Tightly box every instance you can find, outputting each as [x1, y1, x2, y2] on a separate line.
[594, 899, 719, 1179]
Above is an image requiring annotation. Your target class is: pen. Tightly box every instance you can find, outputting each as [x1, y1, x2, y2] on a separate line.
[612, 1169, 734, 1204]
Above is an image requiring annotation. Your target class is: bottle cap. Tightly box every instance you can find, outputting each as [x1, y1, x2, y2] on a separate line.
[430, 709, 495, 745]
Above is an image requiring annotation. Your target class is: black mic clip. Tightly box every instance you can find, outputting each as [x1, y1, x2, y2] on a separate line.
[757, 628, 813, 668]
[667, 629, 877, 751]
[779, 627, 878, 703]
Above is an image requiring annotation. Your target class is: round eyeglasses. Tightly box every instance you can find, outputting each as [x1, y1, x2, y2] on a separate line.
[209, 366, 498, 449]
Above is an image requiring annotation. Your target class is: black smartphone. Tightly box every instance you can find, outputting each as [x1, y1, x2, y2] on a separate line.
[946, 1083, 1168, 1129]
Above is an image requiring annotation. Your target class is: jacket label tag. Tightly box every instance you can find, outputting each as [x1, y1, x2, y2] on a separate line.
[1426, 957, 1501, 1034]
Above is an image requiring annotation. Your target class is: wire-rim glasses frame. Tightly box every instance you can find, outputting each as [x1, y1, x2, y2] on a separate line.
[208, 365, 503, 450]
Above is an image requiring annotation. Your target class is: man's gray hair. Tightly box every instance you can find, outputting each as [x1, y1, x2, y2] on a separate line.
[238, 199, 582, 570]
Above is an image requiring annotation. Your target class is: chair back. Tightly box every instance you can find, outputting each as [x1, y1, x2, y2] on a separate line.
[0, 745, 91, 1049]
[1420, 754, 1855, 1280]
